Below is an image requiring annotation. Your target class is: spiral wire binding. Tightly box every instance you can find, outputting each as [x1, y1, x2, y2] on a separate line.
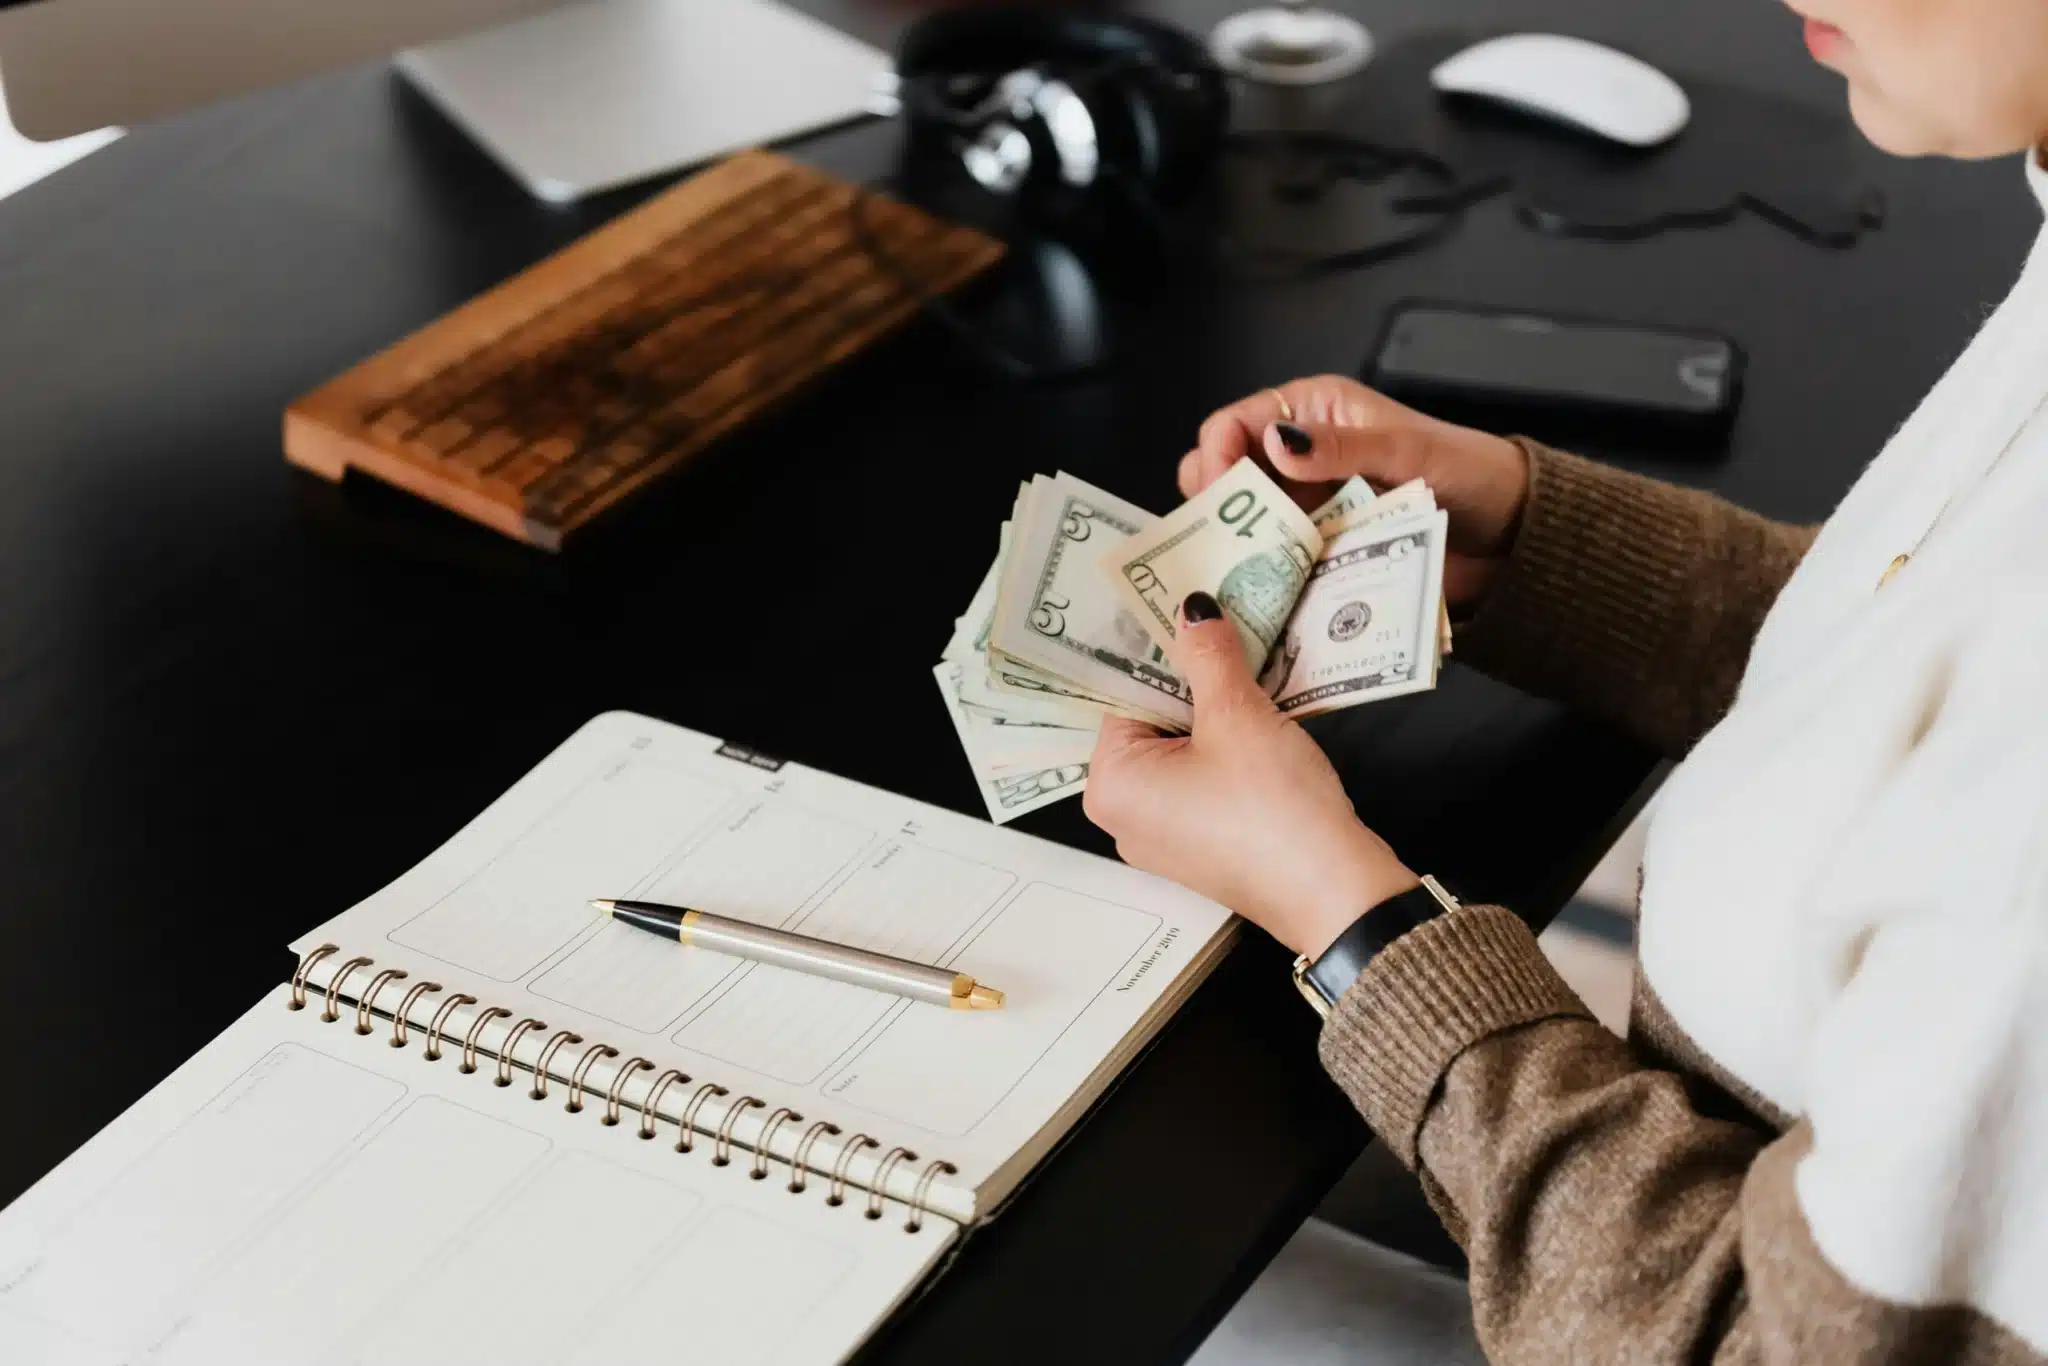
[390, 980, 442, 1048]
[678, 1083, 728, 1154]
[425, 993, 477, 1061]
[790, 1121, 841, 1194]
[355, 969, 407, 1034]
[568, 1044, 618, 1114]
[495, 1019, 548, 1087]
[604, 1058, 653, 1126]
[290, 945, 959, 1233]
[753, 1108, 802, 1180]
[289, 944, 339, 1009]
[713, 1097, 764, 1167]
[323, 957, 374, 1022]
[828, 1135, 879, 1208]
[906, 1160, 959, 1235]
[530, 1030, 582, 1099]
[461, 1007, 512, 1074]
[867, 1149, 917, 1221]
[640, 1070, 690, 1139]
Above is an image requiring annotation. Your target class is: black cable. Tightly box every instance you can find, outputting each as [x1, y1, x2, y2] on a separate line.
[1209, 129, 1480, 281]
[845, 119, 1480, 383]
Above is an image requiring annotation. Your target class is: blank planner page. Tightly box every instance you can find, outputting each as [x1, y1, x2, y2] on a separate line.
[292, 712, 1236, 1221]
[0, 986, 954, 1366]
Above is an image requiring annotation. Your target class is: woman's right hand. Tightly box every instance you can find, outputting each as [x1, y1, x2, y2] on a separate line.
[1178, 375, 1531, 610]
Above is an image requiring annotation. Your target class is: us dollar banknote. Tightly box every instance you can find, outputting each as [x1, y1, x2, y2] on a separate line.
[935, 463, 1451, 825]
[1316, 477, 1450, 656]
[1267, 509, 1449, 716]
[1309, 476, 1379, 537]
[948, 527, 1117, 730]
[933, 660, 1093, 823]
[1101, 458, 1323, 672]
[1334, 477, 1429, 533]
[990, 473, 1194, 731]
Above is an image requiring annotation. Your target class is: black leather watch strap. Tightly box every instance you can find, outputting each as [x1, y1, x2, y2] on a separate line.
[1295, 876, 1460, 1015]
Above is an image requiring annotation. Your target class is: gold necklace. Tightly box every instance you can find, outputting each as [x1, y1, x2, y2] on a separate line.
[1876, 387, 2048, 591]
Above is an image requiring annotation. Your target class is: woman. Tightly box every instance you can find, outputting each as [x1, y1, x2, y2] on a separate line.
[1084, 2, 2048, 1362]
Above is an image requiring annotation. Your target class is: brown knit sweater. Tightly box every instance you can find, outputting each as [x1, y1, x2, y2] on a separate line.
[1315, 441, 2041, 1365]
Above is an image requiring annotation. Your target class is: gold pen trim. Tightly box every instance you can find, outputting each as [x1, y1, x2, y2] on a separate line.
[679, 908, 700, 946]
[947, 974, 1004, 1010]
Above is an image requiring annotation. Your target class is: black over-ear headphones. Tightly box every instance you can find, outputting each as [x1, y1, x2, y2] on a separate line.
[893, 11, 1230, 210]
[867, 13, 1462, 380]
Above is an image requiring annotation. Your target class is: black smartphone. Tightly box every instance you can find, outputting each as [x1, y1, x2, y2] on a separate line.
[1366, 301, 1743, 446]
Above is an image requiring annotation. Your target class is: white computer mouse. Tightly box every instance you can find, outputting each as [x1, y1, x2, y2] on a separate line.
[1430, 34, 1690, 149]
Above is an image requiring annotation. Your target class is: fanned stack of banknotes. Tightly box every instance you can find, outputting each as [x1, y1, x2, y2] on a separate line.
[934, 458, 1452, 823]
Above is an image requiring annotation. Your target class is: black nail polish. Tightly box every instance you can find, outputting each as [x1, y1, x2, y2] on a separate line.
[1274, 421, 1313, 455]
[1182, 591, 1223, 625]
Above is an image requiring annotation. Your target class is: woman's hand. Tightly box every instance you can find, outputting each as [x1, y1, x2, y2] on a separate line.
[1179, 375, 1530, 609]
[1083, 593, 1418, 959]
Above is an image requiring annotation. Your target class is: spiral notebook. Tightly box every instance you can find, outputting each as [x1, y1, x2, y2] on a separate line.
[0, 712, 1238, 1365]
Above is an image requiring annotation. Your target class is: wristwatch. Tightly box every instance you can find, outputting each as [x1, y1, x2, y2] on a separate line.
[1291, 875, 1461, 1019]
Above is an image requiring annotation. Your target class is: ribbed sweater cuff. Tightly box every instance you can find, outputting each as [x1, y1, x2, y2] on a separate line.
[1316, 906, 1591, 1169]
[1455, 439, 1708, 702]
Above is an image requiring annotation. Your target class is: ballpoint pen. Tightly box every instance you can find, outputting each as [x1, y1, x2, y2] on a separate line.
[590, 899, 1005, 1010]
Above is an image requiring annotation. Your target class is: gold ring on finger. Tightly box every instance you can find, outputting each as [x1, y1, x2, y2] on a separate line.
[1265, 388, 1295, 423]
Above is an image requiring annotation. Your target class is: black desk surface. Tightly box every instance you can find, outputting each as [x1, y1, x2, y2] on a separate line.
[0, 1, 2035, 1361]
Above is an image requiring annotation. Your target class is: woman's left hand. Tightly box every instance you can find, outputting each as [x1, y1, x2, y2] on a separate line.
[1082, 593, 1419, 959]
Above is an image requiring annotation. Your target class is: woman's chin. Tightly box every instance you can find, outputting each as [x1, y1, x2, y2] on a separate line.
[1845, 85, 1945, 157]
[1845, 82, 2033, 159]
